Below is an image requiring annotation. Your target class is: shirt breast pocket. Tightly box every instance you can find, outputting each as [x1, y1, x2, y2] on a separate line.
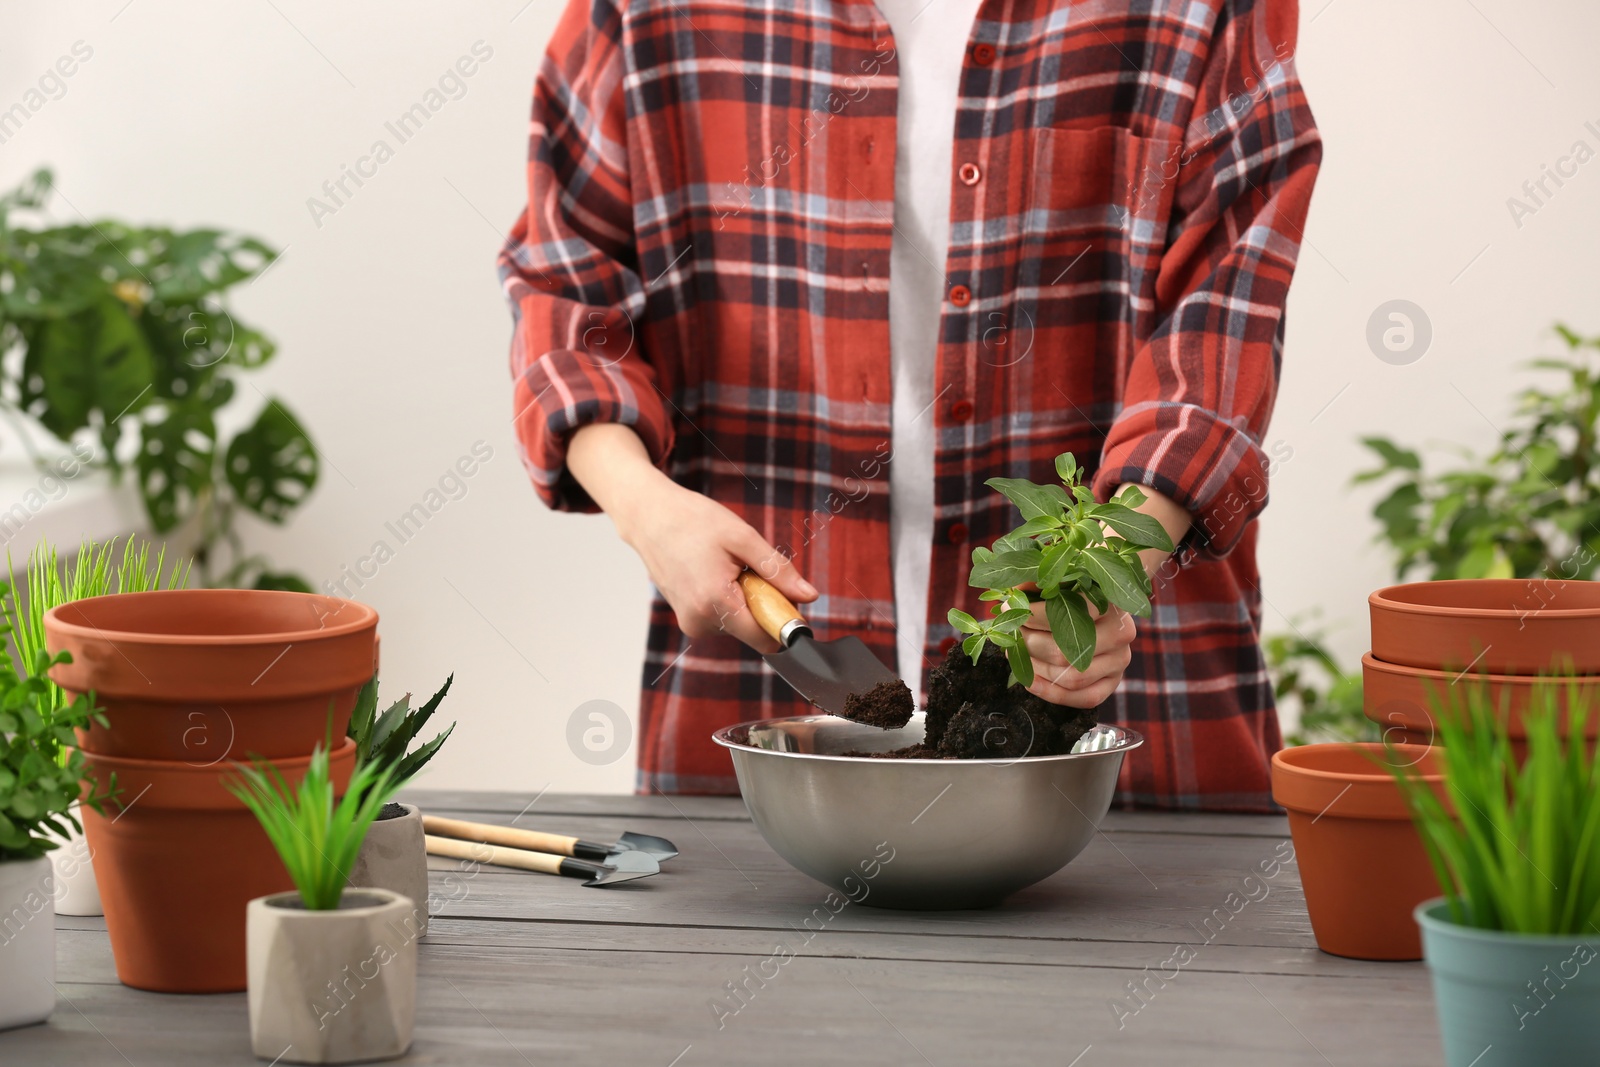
[1013, 125, 1180, 360]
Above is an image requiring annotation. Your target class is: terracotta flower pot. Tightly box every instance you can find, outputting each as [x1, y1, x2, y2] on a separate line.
[45, 589, 378, 762]
[1369, 579, 1600, 674]
[78, 740, 357, 993]
[349, 804, 430, 939]
[248, 888, 417, 1063]
[1271, 742, 1445, 961]
[1362, 653, 1600, 760]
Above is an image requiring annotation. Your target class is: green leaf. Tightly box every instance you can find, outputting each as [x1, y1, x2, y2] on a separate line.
[1046, 594, 1096, 672]
[224, 398, 319, 523]
[983, 477, 1069, 521]
[1095, 503, 1174, 551]
[948, 609, 983, 635]
[252, 571, 313, 593]
[136, 404, 217, 532]
[1361, 436, 1421, 472]
[1114, 484, 1148, 508]
[1055, 453, 1078, 485]
[1078, 547, 1151, 616]
[968, 547, 1044, 590]
[1004, 639, 1033, 689]
[1040, 542, 1073, 588]
[18, 298, 156, 439]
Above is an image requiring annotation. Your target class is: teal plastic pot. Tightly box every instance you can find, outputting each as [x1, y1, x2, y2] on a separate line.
[1416, 899, 1600, 1066]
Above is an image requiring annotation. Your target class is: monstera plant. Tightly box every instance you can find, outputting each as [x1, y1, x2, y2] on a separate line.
[0, 169, 316, 589]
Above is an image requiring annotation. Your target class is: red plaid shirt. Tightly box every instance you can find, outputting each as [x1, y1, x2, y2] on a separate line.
[501, 0, 1320, 810]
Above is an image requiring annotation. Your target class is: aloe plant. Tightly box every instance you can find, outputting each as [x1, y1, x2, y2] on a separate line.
[228, 743, 402, 910]
[1389, 678, 1600, 934]
[346, 674, 455, 788]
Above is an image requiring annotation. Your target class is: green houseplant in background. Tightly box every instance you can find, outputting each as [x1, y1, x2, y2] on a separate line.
[345, 673, 456, 939]
[1390, 679, 1600, 1066]
[0, 582, 115, 1030]
[1272, 324, 1600, 742]
[4, 536, 189, 917]
[0, 169, 318, 590]
[233, 743, 417, 1062]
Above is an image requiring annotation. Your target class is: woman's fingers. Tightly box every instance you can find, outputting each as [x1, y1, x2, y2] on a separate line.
[1021, 602, 1137, 707]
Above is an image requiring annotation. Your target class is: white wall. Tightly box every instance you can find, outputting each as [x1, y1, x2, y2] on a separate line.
[2, 0, 1597, 792]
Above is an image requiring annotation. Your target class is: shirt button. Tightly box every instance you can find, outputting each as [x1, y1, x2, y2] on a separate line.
[947, 521, 970, 545]
[949, 399, 974, 422]
[949, 284, 972, 307]
[972, 43, 996, 66]
[958, 162, 982, 186]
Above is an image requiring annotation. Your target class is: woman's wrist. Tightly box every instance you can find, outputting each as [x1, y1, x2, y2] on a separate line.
[567, 423, 677, 544]
[1117, 482, 1192, 579]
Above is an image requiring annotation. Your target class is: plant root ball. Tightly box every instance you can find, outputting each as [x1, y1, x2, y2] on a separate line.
[841, 679, 915, 729]
[924, 643, 1098, 757]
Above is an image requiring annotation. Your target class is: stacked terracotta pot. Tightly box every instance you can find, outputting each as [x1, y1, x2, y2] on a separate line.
[1272, 578, 1600, 962]
[45, 590, 378, 993]
[1362, 578, 1600, 758]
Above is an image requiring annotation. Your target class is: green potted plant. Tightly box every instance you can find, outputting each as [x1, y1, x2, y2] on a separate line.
[0, 167, 319, 590]
[901, 453, 1169, 759]
[345, 673, 455, 938]
[234, 742, 415, 1064]
[0, 582, 114, 1030]
[1392, 678, 1600, 1065]
[5, 536, 189, 917]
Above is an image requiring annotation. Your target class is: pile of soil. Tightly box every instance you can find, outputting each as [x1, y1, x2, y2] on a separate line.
[841, 679, 915, 728]
[843, 643, 1097, 759]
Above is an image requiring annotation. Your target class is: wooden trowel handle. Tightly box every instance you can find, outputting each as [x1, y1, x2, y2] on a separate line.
[422, 814, 578, 857]
[737, 571, 809, 646]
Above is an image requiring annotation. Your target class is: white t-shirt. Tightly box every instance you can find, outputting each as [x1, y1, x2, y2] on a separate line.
[877, 0, 986, 707]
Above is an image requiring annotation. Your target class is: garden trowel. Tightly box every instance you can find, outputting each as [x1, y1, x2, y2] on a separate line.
[421, 814, 678, 861]
[736, 571, 901, 715]
[424, 835, 660, 887]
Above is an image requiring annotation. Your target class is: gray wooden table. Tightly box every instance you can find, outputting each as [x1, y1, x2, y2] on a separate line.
[5, 791, 1443, 1065]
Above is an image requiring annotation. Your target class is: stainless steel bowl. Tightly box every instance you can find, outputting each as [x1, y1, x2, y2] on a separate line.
[713, 712, 1143, 909]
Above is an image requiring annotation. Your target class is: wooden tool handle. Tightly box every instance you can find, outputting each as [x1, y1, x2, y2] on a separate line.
[425, 834, 564, 875]
[422, 814, 578, 857]
[737, 571, 807, 645]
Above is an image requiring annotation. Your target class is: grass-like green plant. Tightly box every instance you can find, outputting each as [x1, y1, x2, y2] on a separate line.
[347, 674, 455, 787]
[6, 536, 190, 730]
[0, 582, 116, 860]
[948, 453, 1173, 687]
[227, 743, 403, 910]
[1389, 678, 1600, 935]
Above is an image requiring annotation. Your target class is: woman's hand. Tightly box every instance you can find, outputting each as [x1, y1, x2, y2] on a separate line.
[1019, 601, 1136, 708]
[567, 424, 816, 652]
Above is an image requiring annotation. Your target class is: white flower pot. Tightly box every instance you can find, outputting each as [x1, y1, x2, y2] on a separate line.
[0, 855, 56, 1031]
[348, 804, 428, 939]
[48, 809, 102, 917]
[247, 888, 417, 1064]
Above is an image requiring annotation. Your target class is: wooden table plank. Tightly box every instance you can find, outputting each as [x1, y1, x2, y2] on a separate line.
[1, 795, 1442, 1066]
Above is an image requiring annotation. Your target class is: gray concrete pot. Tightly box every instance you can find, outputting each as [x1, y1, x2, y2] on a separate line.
[349, 803, 428, 939]
[246, 888, 416, 1064]
[0, 855, 55, 1031]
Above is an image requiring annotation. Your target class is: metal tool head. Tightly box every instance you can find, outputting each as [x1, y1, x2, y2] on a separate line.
[584, 849, 661, 887]
[760, 634, 900, 716]
[613, 831, 679, 860]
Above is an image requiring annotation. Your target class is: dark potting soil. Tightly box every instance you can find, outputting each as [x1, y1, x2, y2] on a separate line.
[842, 644, 1097, 760]
[840, 678, 915, 729]
[376, 802, 409, 822]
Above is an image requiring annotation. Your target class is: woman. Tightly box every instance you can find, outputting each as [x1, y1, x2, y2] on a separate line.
[499, 0, 1320, 809]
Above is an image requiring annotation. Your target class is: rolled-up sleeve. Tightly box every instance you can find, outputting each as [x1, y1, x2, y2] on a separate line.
[1091, 0, 1320, 556]
[498, 0, 673, 513]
